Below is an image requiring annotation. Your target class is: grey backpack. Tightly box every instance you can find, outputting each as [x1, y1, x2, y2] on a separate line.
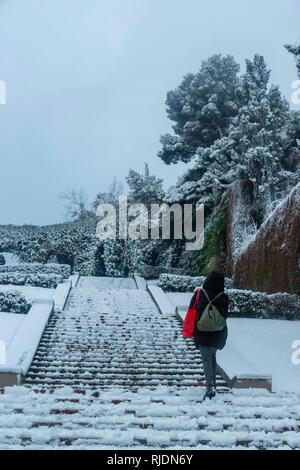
[197, 287, 226, 332]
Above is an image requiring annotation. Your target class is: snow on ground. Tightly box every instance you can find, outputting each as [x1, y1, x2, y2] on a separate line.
[166, 292, 192, 308]
[0, 252, 20, 265]
[218, 318, 300, 393]
[0, 313, 25, 348]
[0, 285, 54, 303]
[0, 277, 299, 449]
[78, 276, 136, 290]
[166, 292, 300, 393]
[0, 385, 299, 449]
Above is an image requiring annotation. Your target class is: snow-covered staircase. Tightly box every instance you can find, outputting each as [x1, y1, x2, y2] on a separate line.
[0, 277, 299, 449]
[0, 386, 299, 449]
[25, 277, 225, 389]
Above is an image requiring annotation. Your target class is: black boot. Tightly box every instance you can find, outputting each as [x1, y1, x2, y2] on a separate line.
[203, 387, 216, 400]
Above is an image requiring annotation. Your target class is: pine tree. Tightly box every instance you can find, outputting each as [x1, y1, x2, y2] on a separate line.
[231, 55, 294, 219]
[285, 42, 300, 78]
[93, 178, 123, 209]
[126, 163, 165, 205]
[165, 55, 299, 222]
[158, 55, 240, 164]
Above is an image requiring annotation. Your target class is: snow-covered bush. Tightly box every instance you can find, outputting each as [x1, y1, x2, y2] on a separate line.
[0, 220, 98, 276]
[0, 290, 31, 314]
[139, 265, 185, 280]
[139, 264, 163, 280]
[102, 239, 125, 277]
[159, 273, 233, 292]
[0, 263, 71, 278]
[0, 273, 63, 288]
[127, 240, 159, 274]
[228, 289, 300, 320]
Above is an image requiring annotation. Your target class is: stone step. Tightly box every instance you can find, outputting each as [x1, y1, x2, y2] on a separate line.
[25, 378, 204, 387]
[0, 386, 299, 449]
[7, 280, 295, 449]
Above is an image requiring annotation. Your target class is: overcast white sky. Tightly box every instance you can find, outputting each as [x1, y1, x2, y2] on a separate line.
[0, 0, 299, 225]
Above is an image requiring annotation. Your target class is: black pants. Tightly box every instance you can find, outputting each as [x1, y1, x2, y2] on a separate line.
[199, 345, 217, 391]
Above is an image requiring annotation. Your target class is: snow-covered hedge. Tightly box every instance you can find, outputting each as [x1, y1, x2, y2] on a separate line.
[0, 290, 31, 314]
[0, 221, 98, 276]
[0, 263, 71, 278]
[0, 273, 63, 288]
[159, 274, 300, 319]
[138, 265, 185, 280]
[228, 289, 300, 320]
[158, 273, 234, 292]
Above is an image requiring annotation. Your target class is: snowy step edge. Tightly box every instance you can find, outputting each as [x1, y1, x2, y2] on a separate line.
[0, 427, 296, 449]
[0, 300, 54, 388]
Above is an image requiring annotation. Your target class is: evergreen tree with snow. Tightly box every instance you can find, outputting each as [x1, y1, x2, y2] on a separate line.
[158, 55, 241, 164]
[230, 55, 298, 221]
[93, 178, 124, 209]
[126, 163, 165, 205]
[285, 41, 300, 78]
[165, 55, 299, 222]
[102, 238, 125, 277]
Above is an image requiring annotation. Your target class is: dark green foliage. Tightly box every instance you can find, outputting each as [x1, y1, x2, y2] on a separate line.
[197, 210, 227, 275]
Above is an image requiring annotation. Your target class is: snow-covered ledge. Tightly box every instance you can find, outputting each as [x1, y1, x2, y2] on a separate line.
[133, 273, 147, 290]
[0, 299, 54, 388]
[147, 284, 175, 316]
[53, 280, 72, 312]
[68, 273, 80, 288]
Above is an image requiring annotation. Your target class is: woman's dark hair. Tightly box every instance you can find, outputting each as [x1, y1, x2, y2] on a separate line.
[203, 270, 224, 293]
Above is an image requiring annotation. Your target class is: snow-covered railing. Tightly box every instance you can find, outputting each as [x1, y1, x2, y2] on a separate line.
[0, 300, 54, 388]
[147, 284, 175, 316]
[53, 281, 72, 312]
[68, 273, 80, 288]
[133, 273, 147, 290]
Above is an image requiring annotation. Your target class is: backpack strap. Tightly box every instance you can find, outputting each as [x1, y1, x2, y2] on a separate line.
[201, 287, 224, 306]
[201, 287, 210, 303]
[211, 291, 224, 303]
[193, 289, 201, 309]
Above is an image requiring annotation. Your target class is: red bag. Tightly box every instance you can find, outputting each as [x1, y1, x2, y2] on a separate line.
[182, 289, 201, 338]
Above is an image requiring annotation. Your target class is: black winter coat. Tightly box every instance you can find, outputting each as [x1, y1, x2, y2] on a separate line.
[189, 288, 229, 349]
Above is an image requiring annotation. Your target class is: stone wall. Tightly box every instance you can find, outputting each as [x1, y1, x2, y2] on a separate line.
[233, 183, 300, 294]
